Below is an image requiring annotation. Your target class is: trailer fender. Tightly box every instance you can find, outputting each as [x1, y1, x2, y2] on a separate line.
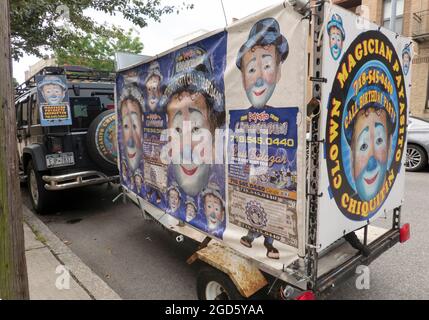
[191, 242, 268, 298]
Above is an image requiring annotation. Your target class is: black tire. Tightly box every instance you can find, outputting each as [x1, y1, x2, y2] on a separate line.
[86, 110, 118, 173]
[405, 144, 428, 172]
[197, 266, 244, 300]
[27, 161, 51, 214]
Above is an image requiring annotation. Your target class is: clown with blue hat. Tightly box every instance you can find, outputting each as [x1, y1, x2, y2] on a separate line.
[201, 182, 225, 238]
[344, 71, 397, 202]
[327, 13, 346, 60]
[133, 168, 144, 194]
[145, 61, 164, 112]
[37, 75, 67, 105]
[160, 45, 225, 200]
[402, 44, 412, 76]
[166, 181, 182, 218]
[236, 17, 289, 258]
[236, 17, 289, 109]
[185, 196, 197, 223]
[160, 46, 224, 113]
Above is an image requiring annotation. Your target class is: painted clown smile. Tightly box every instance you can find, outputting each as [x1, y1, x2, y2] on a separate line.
[253, 88, 266, 97]
[364, 172, 379, 185]
[209, 215, 218, 225]
[181, 165, 198, 176]
[332, 47, 340, 58]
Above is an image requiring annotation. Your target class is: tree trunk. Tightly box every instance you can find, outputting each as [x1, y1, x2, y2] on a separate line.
[0, 0, 29, 300]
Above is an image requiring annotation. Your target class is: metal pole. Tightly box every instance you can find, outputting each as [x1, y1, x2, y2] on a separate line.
[220, 0, 228, 27]
[306, 0, 325, 292]
[390, 0, 398, 32]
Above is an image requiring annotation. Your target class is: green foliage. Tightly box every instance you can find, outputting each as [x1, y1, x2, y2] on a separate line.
[11, 0, 193, 60]
[12, 78, 19, 88]
[55, 27, 144, 71]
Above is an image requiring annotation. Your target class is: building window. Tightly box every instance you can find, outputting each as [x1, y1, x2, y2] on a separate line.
[383, 0, 404, 34]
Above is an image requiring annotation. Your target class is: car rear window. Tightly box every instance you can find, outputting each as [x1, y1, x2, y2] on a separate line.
[70, 97, 103, 131]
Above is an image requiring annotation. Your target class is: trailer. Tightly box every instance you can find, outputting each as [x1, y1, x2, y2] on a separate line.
[114, 0, 412, 300]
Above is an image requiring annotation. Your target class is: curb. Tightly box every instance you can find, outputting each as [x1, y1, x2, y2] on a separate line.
[23, 206, 122, 300]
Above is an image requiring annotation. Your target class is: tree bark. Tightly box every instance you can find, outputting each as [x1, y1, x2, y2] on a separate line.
[0, 0, 29, 300]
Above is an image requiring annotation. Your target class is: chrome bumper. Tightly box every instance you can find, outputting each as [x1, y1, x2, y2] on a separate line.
[43, 171, 119, 191]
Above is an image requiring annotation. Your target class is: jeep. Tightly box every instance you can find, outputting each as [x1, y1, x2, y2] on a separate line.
[15, 65, 119, 213]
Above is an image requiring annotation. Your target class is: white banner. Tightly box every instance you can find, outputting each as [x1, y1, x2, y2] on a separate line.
[317, 5, 412, 250]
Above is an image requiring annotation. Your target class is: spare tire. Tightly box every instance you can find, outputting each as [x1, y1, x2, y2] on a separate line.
[87, 110, 118, 173]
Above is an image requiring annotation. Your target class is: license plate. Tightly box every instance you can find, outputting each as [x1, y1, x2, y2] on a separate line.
[46, 153, 75, 168]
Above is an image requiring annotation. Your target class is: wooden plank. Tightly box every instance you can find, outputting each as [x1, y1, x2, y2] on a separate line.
[0, 0, 29, 300]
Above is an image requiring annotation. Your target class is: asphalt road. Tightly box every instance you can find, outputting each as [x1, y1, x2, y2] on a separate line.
[22, 170, 429, 300]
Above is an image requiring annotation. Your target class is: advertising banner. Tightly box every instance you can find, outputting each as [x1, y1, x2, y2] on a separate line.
[228, 107, 299, 248]
[317, 5, 412, 250]
[116, 3, 308, 269]
[143, 112, 168, 205]
[36, 75, 72, 126]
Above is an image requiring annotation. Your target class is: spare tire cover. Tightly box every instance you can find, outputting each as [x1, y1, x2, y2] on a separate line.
[87, 110, 118, 172]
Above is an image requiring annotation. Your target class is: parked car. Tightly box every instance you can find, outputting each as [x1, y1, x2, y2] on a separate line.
[406, 116, 429, 172]
[15, 66, 119, 213]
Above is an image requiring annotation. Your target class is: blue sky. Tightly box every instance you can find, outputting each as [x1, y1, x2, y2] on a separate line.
[13, 0, 282, 83]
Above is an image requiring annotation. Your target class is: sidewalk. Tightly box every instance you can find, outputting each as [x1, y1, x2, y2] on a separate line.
[23, 206, 121, 300]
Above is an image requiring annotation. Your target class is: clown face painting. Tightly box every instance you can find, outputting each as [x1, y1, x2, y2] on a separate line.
[145, 61, 163, 112]
[167, 92, 212, 197]
[327, 14, 345, 61]
[41, 84, 66, 105]
[329, 27, 343, 60]
[350, 108, 391, 201]
[38, 76, 67, 105]
[121, 98, 144, 172]
[161, 44, 224, 200]
[146, 74, 162, 112]
[241, 45, 282, 108]
[402, 48, 411, 76]
[168, 189, 180, 212]
[236, 18, 289, 109]
[204, 193, 225, 232]
[134, 173, 144, 193]
[185, 203, 197, 222]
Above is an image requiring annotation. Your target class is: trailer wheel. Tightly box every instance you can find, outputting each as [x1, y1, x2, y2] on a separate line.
[197, 266, 244, 300]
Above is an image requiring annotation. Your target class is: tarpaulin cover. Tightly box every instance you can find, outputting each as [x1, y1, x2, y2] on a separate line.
[116, 2, 308, 269]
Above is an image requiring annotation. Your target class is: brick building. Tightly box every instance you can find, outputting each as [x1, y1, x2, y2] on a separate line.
[334, 0, 429, 119]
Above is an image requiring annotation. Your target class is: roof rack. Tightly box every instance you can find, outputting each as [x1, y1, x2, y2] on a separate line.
[15, 65, 116, 98]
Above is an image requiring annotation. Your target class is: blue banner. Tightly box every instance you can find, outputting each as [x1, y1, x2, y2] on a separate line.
[228, 107, 299, 247]
[117, 31, 228, 239]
